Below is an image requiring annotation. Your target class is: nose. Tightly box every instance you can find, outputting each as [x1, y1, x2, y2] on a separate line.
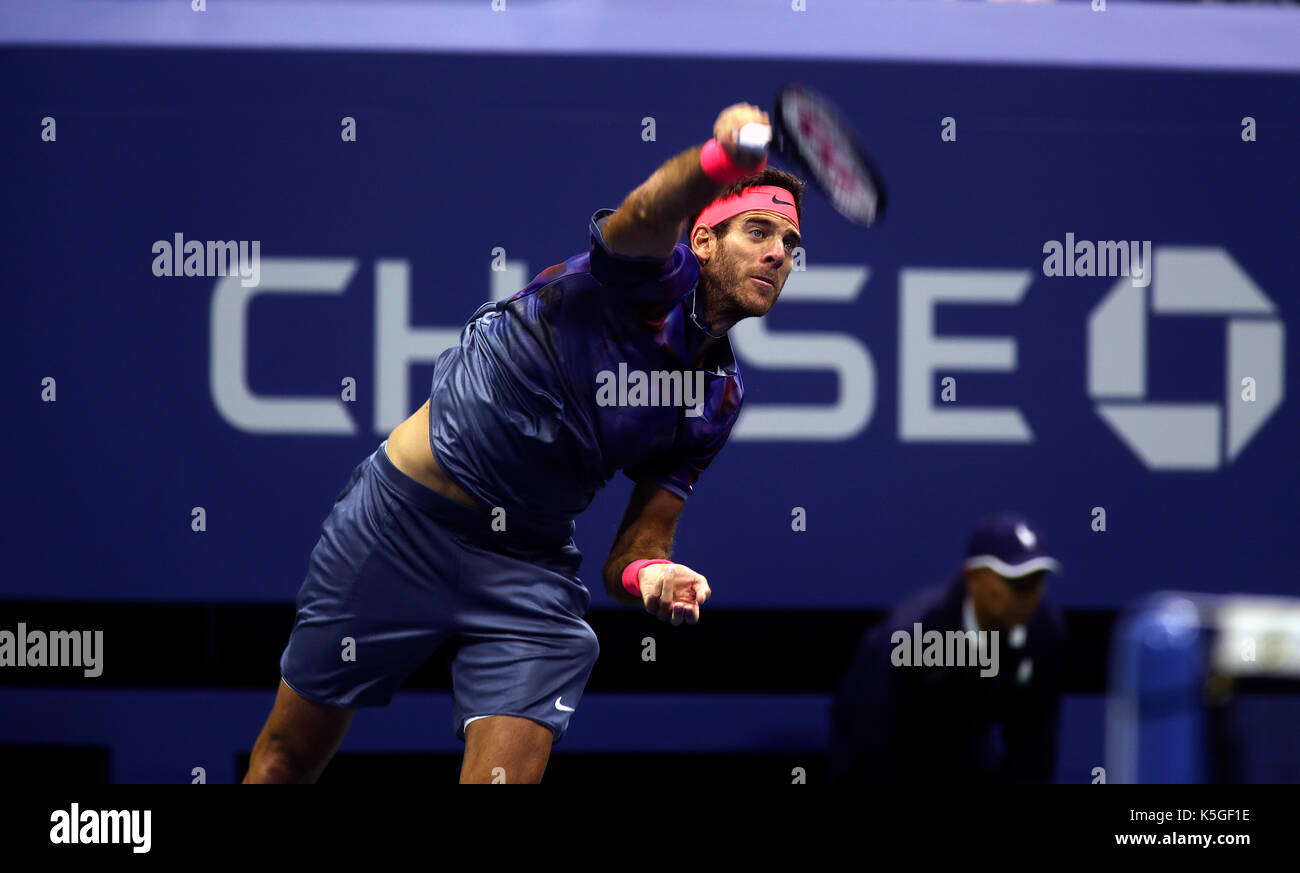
[764, 239, 786, 265]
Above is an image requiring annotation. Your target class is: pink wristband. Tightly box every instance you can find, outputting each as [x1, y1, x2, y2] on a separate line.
[622, 558, 673, 598]
[700, 137, 765, 185]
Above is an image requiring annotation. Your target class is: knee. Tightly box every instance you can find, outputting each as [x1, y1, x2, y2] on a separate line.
[247, 735, 321, 784]
[245, 749, 311, 783]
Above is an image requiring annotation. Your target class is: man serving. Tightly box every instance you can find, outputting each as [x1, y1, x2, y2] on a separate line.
[245, 102, 806, 784]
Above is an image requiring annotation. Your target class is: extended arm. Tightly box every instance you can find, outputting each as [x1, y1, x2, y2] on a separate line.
[601, 103, 769, 261]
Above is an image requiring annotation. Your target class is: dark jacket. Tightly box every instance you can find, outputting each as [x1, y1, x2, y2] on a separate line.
[828, 575, 1066, 783]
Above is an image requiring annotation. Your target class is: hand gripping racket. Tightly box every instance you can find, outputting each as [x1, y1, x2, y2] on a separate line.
[733, 83, 888, 228]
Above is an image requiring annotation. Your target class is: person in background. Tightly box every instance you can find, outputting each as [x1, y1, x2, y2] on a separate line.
[829, 513, 1068, 783]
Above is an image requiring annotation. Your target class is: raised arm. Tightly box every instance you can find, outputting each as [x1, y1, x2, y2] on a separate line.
[601, 103, 770, 261]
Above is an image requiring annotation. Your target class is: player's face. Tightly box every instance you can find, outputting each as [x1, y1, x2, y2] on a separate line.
[711, 212, 800, 318]
[968, 568, 1047, 629]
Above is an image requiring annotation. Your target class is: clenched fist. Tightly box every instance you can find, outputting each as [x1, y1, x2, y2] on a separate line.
[713, 102, 770, 171]
[639, 562, 712, 626]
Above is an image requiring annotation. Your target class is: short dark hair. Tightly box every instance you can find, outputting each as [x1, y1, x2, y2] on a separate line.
[688, 166, 806, 241]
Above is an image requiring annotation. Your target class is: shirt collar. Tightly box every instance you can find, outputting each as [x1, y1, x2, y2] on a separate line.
[962, 594, 981, 634]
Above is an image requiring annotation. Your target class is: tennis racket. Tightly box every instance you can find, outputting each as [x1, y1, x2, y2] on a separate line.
[733, 83, 888, 228]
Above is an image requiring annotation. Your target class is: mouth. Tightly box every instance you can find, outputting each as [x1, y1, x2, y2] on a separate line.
[750, 275, 775, 288]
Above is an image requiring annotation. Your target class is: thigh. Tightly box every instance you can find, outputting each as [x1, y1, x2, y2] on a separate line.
[448, 540, 598, 744]
[460, 715, 554, 784]
[281, 451, 459, 708]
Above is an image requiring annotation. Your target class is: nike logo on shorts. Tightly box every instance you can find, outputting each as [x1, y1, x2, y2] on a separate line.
[554, 696, 575, 712]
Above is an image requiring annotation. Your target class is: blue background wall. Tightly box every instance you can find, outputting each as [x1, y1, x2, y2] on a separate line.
[3, 49, 1296, 608]
[2, 37, 1296, 781]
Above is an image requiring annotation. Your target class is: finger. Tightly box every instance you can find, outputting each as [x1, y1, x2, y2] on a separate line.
[738, 110, 766, 132]
[656, 582, 674, 621]
[640, 564, 666, 611]
[670, 603, 684, 626]
[693, 578, 710, 606]
[715, 105, 744, 139]
[717, 104, 765, 142]
[683, 602, 700, 625]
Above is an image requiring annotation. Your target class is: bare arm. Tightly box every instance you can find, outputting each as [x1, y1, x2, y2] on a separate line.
[602, 481, 712, 625]
[602, 480, 685, 606]
[601, 103, 770, 261]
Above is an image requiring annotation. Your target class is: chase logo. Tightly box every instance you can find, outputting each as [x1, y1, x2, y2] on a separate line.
[207, 250, 1284, 474]
[1087, 247, 1284, 470]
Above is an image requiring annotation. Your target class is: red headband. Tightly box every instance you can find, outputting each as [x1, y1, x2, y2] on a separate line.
[693, 185, 799, 234]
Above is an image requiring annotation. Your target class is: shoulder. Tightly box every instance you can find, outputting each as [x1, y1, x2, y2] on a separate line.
[892, 580, 961, 632]
[588, 208, 699, 295]
[859, 582, 954, 655]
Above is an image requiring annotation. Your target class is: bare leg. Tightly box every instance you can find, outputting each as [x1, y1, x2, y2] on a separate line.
[459, 715, 554, 784]
[244, 679, 355, 783]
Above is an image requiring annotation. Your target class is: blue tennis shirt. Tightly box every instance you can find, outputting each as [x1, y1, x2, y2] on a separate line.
[427, 208, 745, 544]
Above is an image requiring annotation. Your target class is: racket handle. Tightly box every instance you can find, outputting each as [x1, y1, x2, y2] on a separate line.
[734, 122, 771, 158]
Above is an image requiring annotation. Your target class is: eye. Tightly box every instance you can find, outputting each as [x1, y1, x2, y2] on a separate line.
[750, 229, 763, 239]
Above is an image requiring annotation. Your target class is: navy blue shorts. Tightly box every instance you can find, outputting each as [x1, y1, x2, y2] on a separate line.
[279, 440, 599, 743]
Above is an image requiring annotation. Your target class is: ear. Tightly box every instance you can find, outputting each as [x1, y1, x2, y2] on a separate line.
[690, 224, 715, 264]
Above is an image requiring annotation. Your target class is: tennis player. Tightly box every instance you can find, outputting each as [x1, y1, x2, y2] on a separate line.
[244, 102, 806, 783]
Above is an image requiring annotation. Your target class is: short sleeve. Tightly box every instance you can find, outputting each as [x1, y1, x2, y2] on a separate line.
[588, 209, 700, 309]
[624, 375, 743, 499]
